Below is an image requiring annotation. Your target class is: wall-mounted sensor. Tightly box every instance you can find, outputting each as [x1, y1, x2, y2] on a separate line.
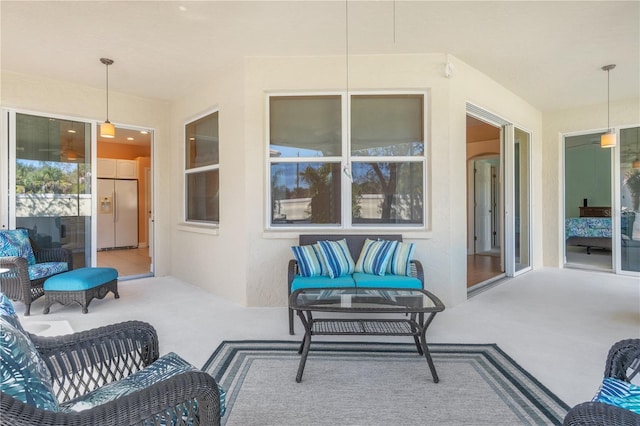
[445, 62, 454, 78]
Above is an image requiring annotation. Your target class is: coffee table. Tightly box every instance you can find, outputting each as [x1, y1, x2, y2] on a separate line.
[289, 287, 445, 383]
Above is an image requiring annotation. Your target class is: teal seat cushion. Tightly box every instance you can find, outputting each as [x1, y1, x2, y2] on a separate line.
[59, 352, 227, 417]
[0, 229, 36, 266]
[352, 272, 422, 289]
[0, 317, 59, 412]
[291, 275, 356, 291]
[28, 262, 68, 281]
[44, 267, 117, 291]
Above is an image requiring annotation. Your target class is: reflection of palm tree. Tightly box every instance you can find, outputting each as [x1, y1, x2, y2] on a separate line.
[369, 163, 397, 219]
[300, 164, 333, 223]
[271, 167, 287, 219]
[625, 169, 640, 211]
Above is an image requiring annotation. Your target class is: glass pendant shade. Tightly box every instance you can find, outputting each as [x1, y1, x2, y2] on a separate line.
[101, 121, 115, 138]
[600, 131, 616, 148]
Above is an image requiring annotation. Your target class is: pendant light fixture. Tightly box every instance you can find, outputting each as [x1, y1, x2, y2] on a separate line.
[100, 57, 115, 138]
[600, 64, 616, 148]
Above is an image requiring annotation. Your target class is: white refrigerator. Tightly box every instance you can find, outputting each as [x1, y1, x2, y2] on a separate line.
[97, 178, 139, 250]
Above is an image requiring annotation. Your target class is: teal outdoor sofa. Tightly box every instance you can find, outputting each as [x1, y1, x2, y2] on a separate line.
[287, 234, 424, 335]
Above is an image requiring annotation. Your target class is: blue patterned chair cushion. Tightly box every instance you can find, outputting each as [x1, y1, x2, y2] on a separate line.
[0, 317, 59, 411]
[317, 239, 356, 278]
[28, 262, 68, 281]
[593, 377, 640, 414]
[355, 239, 397, 276]
[0, 293, 25, 334]
[386, 241, 416, 276]
[291, 244, 328, 277]
[0, 229, 36, 266]
[60, 352, 227, 417]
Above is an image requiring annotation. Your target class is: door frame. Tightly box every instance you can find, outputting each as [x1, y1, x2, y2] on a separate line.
[466, 103, 533, 280]
[94, 123, 155, 278]
[2, 108, 156, 277]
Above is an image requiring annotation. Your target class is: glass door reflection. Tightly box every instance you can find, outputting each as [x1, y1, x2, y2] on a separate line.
[14, 114, 91, 269]
[620, 126, 640, 273]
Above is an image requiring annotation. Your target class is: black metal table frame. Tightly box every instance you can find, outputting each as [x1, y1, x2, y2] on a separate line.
[290, 287, 445, 383]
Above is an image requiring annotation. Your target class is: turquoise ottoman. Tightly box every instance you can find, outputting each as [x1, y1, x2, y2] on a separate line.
[43, 267, 119, 314]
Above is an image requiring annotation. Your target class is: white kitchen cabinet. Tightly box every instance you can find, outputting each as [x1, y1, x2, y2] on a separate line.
[97, 159, 138, 179]
[97, 158, 117, 178]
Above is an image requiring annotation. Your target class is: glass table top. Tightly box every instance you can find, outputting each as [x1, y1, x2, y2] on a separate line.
[290, 287, 444, 313]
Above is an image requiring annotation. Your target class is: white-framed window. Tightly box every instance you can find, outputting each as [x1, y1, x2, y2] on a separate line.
[185, 110, 219, 224]
[267, 92, 426, 229]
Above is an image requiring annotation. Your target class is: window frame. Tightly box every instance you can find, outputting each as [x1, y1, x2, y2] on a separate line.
[266, 90, 428, 231]
[184, 108, 220, 226]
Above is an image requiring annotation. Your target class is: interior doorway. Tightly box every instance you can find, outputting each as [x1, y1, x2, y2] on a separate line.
[95, 125, 153, 279]
[466, 115, 505, 287]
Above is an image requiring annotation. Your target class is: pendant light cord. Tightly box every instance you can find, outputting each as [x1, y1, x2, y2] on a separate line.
[344, 0, 352, 181]
[607, 67, 610, 131]
[345, 0, 349, 96]
[100, 58, 114, 123]
[105, 63, 110, 122]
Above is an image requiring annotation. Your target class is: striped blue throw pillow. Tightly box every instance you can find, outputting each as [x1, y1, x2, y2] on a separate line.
[355, 239, 398, 276]
[593, 377, 640, 414]
[291, 244, 328, 277]
[386, 241, 416, 276]
[318, 239, 355, 278]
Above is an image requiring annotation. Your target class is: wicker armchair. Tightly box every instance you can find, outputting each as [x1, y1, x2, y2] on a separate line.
[563, 339, 640, 426]
[0, 232, 73, 316]
[0, 320, 222, 425]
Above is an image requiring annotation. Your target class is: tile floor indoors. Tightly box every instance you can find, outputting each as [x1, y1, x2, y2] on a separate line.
[18, 267, 639, 410]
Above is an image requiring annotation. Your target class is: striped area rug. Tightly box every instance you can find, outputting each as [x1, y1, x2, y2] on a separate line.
[203, 340, 569, 426]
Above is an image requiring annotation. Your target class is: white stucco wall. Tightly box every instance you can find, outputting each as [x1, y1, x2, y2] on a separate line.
[3, 52, 574, 310]
[168, 60, 249, 305]
[164, 53, 544, 309]
[0, 71, 172, 276]
[542, 98, 640, 267]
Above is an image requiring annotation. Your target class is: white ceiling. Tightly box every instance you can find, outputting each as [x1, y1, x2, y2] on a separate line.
[1, 1, 639, 112]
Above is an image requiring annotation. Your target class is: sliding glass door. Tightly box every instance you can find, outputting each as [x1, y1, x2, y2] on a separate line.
[8, 111, 92, 268]
[619, 126, 640, 273]
[503, 124, 532, 276]
[466, 104, 533, 282]
[513, 127, 531, 273]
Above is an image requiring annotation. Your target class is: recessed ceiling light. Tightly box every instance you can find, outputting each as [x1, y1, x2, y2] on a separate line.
[67, 129, 76, 133]
[127, 137, 134, 141]
[140, 130, 149, 134]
